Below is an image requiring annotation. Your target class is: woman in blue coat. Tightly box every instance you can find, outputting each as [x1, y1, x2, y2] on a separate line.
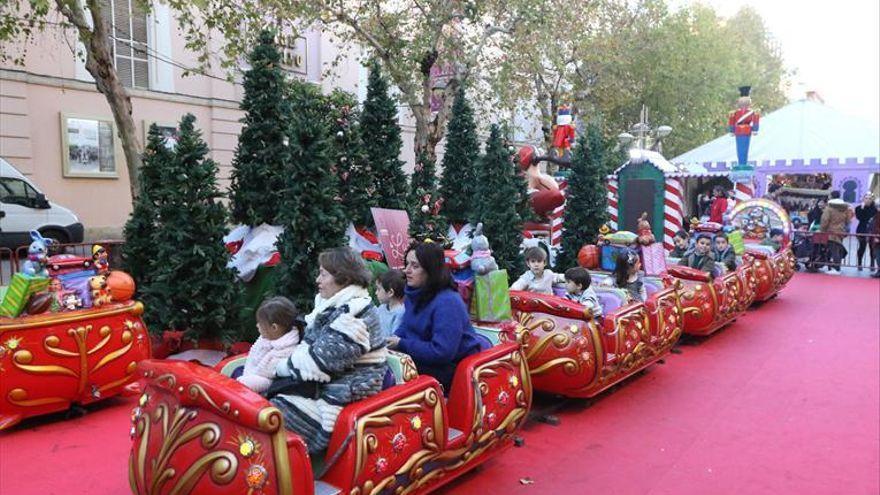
[387, 242, 489, 390]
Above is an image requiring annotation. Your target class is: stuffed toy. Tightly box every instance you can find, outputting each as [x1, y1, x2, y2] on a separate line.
[89, 274, 113, 307]
[22, 230, 52, 277]
[469, 223, 499, 276]
[636, 212, 656, 246]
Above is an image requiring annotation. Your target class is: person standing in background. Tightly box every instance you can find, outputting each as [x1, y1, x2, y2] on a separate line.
[854, 193, 877, 271]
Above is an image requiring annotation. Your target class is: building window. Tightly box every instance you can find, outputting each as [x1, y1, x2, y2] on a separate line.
[101, 0, 150, 89]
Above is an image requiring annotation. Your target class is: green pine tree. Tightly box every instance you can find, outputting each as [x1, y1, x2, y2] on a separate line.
[324, 89, 376, 226]
[557, 122, 609, 269]
[438, 87, 479, 224]
[121, 124, 169, 309]
[408, 151, 449, 243]
[147, 114, 243, 342]
[274, 80, 348, 310]
[361, 60, 408, 211]
[229, 30, 291, 226]
[473, 124, 524, 274]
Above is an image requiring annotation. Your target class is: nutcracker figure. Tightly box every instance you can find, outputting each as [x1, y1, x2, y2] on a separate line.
[728, 86, 760, 166]
[552, 105, 576, 160]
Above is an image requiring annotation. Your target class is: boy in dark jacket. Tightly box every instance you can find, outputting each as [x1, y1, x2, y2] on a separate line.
[713, 233, 737, 272]
[679, 234, 717, 274]
[670, 230, 690, 258]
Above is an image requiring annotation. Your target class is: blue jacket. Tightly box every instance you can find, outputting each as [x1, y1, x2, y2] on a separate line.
[395, 286, 488, 389]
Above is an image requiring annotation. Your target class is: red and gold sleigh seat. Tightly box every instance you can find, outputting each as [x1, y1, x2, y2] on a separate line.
[496, 282, 682, 399]
[129, 341, 531, 495]
[0, 301, 150, 430]
[664, 257, 755, 337]
[745, 249, 784, 302]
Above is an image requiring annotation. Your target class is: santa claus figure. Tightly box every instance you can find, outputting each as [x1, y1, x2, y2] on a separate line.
[552, 105, 576, 159]
[728, 86, 760, 166]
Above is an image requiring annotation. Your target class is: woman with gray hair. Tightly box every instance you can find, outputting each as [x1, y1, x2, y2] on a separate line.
[270, 247, 388, 453]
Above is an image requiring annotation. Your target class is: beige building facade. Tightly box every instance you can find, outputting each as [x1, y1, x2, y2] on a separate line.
[0, 2, 418, 239]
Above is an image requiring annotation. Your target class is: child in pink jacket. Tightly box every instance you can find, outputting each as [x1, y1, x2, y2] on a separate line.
[237, 296, 302, 394]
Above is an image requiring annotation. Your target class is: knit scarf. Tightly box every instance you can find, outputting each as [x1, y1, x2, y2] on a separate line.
[304, 285, 372, 328]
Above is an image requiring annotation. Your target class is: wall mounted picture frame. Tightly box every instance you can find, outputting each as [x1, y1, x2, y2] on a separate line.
[61, 114, 119, 178]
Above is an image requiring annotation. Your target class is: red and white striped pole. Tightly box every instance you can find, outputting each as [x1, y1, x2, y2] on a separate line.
[549, 180, 568, 246]
[606, 178, 619, 230]
[663, 178, 685, 250]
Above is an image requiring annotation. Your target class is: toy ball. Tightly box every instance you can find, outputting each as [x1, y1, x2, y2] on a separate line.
[578, 245, 599, 269]
[106, 271, 136, 301]
[27, 292, 54, 315]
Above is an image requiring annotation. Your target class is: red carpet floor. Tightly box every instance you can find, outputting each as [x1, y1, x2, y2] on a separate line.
[1, 273, 878, 495]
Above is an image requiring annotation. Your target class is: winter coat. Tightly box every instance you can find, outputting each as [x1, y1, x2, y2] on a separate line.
[854, 203, 878, 234]
[395, 286, 489, 390]
[820, 199, 853, 243]
[271, 285, 387, 454]
[237, 330, 301, 393]
[679, 251, 717, 274]
[713, 247, 737, 272]
[709, 197, 728, 224]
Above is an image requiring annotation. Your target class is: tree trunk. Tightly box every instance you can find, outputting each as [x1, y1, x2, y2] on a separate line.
[59, 0, 142, 201]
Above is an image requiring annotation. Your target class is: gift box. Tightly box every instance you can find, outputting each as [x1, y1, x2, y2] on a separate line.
[728, 230, 746, 255]
[0, 273, 50, 318]
[453, 268, 475, 306]
[640, 242, 668, 276]
[59, 269, 97, 309]
[470, 269, 512, 322]
[600, 244, 627, 272]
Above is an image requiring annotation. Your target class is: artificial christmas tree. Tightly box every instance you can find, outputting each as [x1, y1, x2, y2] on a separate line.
[229, 30, 291, 226]
[557, 121, 609, 269]
[361, 60, 408, 211]
[472, 124, 525, 274]
[408, 152, 449, 243]
[324, 89, 376, 226]
[274, 80, 348, 310]
[439, 87, 479, 225]
[122, 124, 169, 300]
[147, 114, 243, 342]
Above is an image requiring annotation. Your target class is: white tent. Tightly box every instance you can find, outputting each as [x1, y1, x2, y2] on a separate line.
[672, 97, 880, 201]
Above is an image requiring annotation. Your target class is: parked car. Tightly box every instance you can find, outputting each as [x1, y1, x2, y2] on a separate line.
[0, 157, 84, 248]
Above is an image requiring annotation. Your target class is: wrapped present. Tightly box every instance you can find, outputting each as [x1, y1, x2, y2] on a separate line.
[0, 273, 50, 318]
[470, 269, 512, 322]
[728, 230, 746, 255]
[640, 242, 668, 276]
[600, 244, 627, 272]
[59, 269, 97, 309]
[452, 268, 475, 306]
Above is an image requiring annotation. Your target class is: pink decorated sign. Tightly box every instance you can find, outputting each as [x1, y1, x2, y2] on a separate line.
[371, 208, 411, 269]
[641, 242, 667, 276]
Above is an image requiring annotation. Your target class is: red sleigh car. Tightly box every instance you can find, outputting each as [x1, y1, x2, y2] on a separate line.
[129, 341, 531, 495]
[0, 300, 150, 430]
[482, 281, 683, 399]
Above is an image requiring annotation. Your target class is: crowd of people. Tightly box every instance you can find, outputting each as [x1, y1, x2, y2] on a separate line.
[797, 191, 879, 276]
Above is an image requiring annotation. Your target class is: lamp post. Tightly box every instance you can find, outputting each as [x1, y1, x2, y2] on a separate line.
[617, 105, 672, 153]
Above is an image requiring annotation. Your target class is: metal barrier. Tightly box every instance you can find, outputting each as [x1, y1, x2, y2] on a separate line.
[792, 231, 880, 271]
[1, 247, 17, 286]
[13, 240, 126, 275]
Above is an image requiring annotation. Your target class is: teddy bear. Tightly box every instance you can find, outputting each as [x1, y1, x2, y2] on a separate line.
[469, 223, 499, 276]
[89, 274, 113, 307]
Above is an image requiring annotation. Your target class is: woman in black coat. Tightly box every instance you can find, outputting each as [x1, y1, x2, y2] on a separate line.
[855, 193, 878, 270]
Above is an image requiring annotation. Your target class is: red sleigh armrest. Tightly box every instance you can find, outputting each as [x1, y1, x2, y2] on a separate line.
[666, 265, 713, 283]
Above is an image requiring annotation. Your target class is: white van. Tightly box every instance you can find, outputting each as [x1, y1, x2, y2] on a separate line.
[0, 158, 84, 248]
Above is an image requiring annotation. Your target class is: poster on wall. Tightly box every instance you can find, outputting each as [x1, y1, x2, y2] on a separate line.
[63, 115, 117, 178]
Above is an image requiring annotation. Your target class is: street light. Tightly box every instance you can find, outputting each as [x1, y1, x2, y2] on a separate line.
[617, 106, 672, 153]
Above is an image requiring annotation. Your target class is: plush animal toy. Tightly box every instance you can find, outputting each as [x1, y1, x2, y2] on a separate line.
[61, 291, 83, 311]
[470, 223, 499, 276]
[89, 274, 113, 307]
[636, 212, 656, 246]
[22, 230, 52, 277]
